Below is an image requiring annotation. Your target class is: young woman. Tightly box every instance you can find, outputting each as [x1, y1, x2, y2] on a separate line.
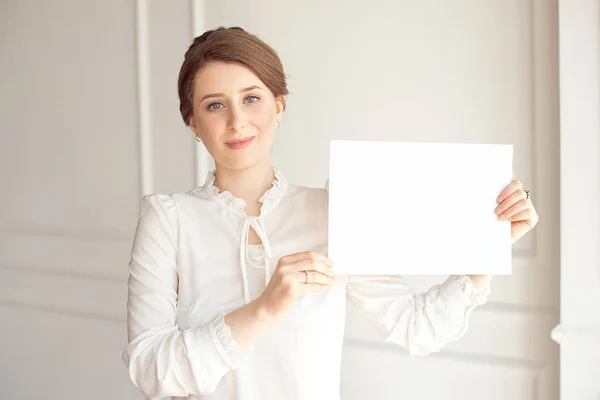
[122, 26, 539, 400]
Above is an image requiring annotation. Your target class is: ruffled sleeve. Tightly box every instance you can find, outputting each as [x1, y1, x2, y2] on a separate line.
[346, 274, 490, 356]
[122, 194, 248, 398]
[208, 311, 249, 369]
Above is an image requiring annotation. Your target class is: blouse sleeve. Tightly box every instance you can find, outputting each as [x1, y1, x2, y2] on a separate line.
[345, 274, 490, 356]
[122, 194, 248, 398]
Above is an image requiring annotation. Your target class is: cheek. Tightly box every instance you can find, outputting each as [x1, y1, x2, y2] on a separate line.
[196, 113, 224, 134]
[249, 104, 275, 131]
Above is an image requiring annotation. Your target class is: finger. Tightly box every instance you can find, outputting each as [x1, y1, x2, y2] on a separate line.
[281, 251, 335, 268]
[507, 207, 535, 222]
[495, 188, 528, 215]
[496, 180, 523, 204]
[295, 270, 333, 285]
[294, 259, 335, 278]
[498, 198, 530, 220]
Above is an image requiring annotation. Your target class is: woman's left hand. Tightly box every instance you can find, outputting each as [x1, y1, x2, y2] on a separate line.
[495, 179, 539, 243]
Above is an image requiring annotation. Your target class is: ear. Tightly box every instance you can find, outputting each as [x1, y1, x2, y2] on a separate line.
[188, 116, 201, 137]
[275, 95, 285, 119]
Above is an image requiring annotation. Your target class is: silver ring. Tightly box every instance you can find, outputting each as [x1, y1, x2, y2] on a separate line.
[524, 189, 530, 200]
[304, 271, 308, 284]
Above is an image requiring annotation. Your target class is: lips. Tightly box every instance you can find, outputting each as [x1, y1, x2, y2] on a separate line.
[226, 136, 255, 150]
[226, 137, 253, 144]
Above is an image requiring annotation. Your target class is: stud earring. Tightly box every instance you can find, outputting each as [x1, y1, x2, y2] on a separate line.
[276, 119, 281, 129]
[195, 135, 202, 143]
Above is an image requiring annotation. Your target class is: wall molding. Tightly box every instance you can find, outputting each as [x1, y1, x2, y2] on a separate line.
[551, 324, 600, 348]
[135, 0, 153, 196]
[0, 301, 124, 324]
[479, 301, 558, 315]
[0, 268, 125, 321]
[0, 230, 131, 281]
[526, 0, 539, 260]
[190, 0, 212, 189]
[0, 264, 123, 284]
[528, 0, 561, 269]
[555, 3, 600, 398]
[0, 224, 131, 241]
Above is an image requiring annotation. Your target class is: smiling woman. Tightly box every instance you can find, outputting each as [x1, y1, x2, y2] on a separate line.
[188, 62, 281, 163]
[177, 27, 288, 171]
[121, 26, 538, 400]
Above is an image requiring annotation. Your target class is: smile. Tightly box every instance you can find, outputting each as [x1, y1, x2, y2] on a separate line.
[226, 136, 255, 150]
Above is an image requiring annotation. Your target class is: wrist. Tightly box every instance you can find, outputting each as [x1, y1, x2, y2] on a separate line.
[252, 297, 276, 325]
[466, 274, 493, 290]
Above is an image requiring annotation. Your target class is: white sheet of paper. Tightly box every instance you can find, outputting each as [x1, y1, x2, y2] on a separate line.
[328, 140, 513, 275]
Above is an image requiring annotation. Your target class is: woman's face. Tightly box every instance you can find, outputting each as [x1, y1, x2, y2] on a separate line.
[189, 61, 284, 171]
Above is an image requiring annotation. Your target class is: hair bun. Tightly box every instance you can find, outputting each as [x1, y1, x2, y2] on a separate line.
[185, 27, 247, 58]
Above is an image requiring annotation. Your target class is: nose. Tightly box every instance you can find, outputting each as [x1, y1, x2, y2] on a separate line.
[227, 104, 247, 131]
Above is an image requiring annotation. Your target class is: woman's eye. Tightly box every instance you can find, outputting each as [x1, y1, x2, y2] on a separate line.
[245, 95, 260, 104]
[207, 102, 223, 110]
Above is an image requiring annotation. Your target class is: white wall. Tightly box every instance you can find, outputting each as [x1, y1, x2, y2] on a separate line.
[0, 0, 194, 398]
[551, 1, 600, 399]
[0, 1, 564, 399]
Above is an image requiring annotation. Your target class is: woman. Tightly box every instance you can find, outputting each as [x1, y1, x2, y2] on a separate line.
[122, 27, 539, 400]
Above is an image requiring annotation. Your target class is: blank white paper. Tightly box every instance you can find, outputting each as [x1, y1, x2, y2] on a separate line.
[328, 140, 513, 275]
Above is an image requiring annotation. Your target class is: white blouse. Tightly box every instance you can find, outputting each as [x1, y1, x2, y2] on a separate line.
[122, 168, 491, 400]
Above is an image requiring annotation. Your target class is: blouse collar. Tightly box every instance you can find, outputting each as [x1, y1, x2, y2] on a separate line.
[204, 167, 289, 217]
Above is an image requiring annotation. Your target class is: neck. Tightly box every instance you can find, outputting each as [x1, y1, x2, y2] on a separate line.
[213, 160, 275, 216]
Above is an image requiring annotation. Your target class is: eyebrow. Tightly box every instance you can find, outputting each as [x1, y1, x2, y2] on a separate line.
[200, 86, 264, 102]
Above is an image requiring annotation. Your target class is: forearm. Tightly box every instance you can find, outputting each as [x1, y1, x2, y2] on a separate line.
[224, 299, 275, 349]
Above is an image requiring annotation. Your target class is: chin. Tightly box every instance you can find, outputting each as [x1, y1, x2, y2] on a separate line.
[219, 153, 264, 171]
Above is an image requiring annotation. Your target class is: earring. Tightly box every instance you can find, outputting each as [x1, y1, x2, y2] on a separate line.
[276, 119, 281, 129]
[195, 135, 202, 143]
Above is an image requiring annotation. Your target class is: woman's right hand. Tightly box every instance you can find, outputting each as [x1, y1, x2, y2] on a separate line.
[256, 251, 336, 320]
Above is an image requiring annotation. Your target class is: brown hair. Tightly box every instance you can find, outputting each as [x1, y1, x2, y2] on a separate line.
[178, 26, 289, 126]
